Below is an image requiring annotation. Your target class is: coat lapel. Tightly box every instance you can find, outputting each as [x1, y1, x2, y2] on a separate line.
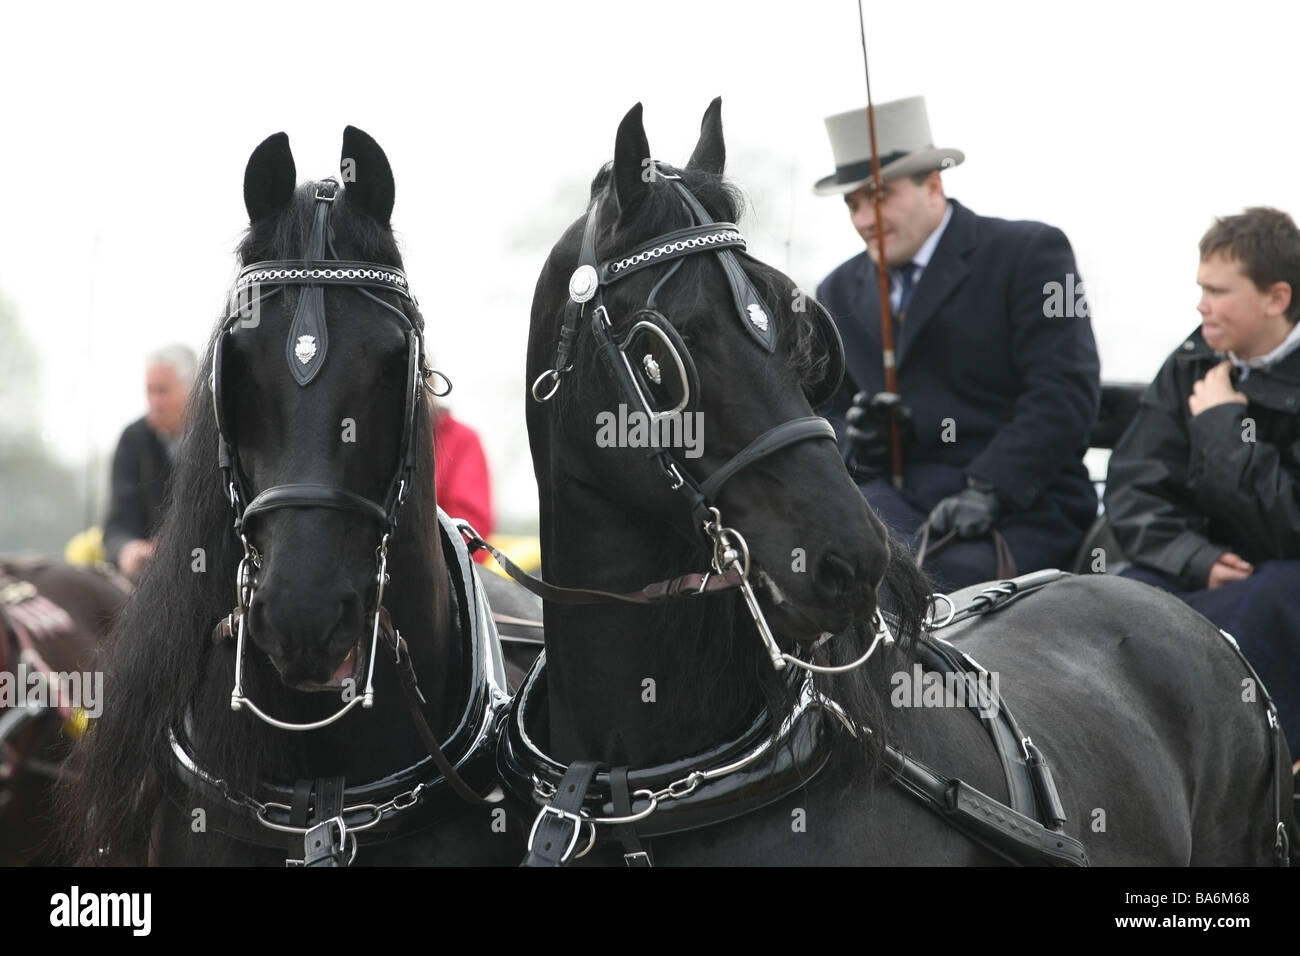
[896, 200, 978, 368]
[838, 255, 886, 395]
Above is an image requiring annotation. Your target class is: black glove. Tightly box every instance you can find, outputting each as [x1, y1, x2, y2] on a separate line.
[928, 479, 1001, 538]
[846, 391, 911, 479]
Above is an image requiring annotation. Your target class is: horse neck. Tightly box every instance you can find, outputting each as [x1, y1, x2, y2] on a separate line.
[539, 481, 764, 767]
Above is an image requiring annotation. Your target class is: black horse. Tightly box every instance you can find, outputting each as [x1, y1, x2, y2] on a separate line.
[509, 99, 1296, 865]
[61, 128, 520, 865]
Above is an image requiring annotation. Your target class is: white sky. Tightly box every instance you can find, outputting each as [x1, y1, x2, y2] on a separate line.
[4, 0, 1298, 529]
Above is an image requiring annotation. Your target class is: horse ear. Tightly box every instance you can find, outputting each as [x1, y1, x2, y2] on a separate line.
[686, 97, 725, 175]
[340, 125, 395, 226]
[244, 132, 296, 223]
[612, 102, 651, 220]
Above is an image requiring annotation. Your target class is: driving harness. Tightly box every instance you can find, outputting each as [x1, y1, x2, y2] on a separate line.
[505, 570, 1092, 867]
[175, 509, 511, 865]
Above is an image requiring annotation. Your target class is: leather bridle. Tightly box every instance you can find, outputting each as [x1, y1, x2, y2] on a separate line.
[210, 179, 446, 730]
[528, 167, 893, 673]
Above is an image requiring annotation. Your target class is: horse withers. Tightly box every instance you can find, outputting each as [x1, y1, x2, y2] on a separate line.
[60, 129, 520, 866]
[510, 98, 1296, 865]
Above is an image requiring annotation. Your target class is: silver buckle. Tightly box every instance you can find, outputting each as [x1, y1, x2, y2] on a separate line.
[527, 805, 585, 863]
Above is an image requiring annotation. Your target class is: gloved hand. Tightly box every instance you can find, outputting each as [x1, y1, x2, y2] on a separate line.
[846, 391, 911, 479]
[928, 479, 1001, 538]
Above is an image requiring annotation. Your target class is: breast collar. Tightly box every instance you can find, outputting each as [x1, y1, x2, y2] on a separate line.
[496, 653, 839, 850]
[167, 509, 512, 852]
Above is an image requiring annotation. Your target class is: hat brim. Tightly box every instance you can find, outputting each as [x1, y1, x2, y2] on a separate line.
[813, 148, 965, 196]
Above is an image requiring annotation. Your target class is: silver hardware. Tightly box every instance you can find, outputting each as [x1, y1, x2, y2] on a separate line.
[642, 353, 662, 384]
[746, 304, 769, 333]
[531, 368, 564, 402]
[606, 311, 692, 420]
[607, 229, 745, 275]
[520, 674, 842, 830]
[780, 610, 895, 674]
[924, 592, 956, 629]
[228, 533, 387, 730]
[569, 264, 599, 303]
[527, 805, 585, 862]
[423, 367, 453, 398]
[295, 335, 318, 365]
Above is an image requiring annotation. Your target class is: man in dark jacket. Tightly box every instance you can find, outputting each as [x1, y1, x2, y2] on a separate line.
[103, 345, 196, 580]
[1105, 207, 1300, 752]
[814, 96, 1100, 590]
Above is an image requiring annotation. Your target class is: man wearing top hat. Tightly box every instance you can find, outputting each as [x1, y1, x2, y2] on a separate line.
[814, 96, 1100, 591]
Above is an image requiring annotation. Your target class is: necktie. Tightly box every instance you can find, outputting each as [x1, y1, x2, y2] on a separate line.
[894, 262, 918, 317]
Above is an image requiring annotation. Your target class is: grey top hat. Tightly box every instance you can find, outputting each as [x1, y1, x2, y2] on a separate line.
[813, 95, 964, 196]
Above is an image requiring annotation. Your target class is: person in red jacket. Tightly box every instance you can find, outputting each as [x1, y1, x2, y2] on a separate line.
[432, 404, 494, 562]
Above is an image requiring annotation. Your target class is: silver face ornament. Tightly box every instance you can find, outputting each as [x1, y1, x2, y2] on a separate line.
[295, 335, 318, 365]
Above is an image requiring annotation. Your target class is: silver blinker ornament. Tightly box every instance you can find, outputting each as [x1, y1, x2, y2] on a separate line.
[642, 354, 662, 385]
[746, 304, 769, 333]
[295, 335, 318, 365]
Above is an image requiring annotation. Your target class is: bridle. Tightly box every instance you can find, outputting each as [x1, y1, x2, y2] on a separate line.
[528, 166, 893, 673]
[210, 179, 447, 730]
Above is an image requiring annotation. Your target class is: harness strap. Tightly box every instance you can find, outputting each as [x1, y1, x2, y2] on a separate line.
[459, 526, 746, 607]
[300, 776, 347, 867]
[699, 417, 837, 502]
[610, 766, 653, 867]
[881, 745, 1089, 866]
[383, 607, 493, 807]
[1214, 629, 1293, 866]
[668, 181, 773, 351]
[241, 483, 389, 527]
[521, 760, 603, 867]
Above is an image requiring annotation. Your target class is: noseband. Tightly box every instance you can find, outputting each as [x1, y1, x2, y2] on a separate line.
[211, 180, 445, 730]
[530, 168, 891, 672]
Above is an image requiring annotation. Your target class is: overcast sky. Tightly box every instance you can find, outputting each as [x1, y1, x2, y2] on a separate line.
[5, 0, 1298, 529]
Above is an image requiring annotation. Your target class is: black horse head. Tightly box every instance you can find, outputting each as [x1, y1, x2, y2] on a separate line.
[526, 101, 921, 764]
[223, 127, 420, 690]
[532, 100, 890, 640]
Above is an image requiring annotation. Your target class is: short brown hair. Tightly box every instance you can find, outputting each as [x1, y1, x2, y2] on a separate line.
[1200, 207, 1300, 323]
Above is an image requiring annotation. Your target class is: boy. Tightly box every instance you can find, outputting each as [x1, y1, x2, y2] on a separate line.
[1105, 207, 1300, 752]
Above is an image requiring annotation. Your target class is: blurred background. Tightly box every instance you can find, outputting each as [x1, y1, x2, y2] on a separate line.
[3, 0, 1297, 553]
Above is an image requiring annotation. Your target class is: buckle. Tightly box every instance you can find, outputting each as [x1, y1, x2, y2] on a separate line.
[315, 183, 338, 202]
[527, 805, 585, 863]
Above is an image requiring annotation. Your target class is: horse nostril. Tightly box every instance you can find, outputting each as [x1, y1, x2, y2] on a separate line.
[818, 551, 859, 600]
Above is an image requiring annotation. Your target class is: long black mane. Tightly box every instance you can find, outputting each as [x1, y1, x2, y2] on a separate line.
[59, 182, 438, 864]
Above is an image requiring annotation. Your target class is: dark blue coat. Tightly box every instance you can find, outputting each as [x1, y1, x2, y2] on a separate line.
[815, 199, 1101, 560]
